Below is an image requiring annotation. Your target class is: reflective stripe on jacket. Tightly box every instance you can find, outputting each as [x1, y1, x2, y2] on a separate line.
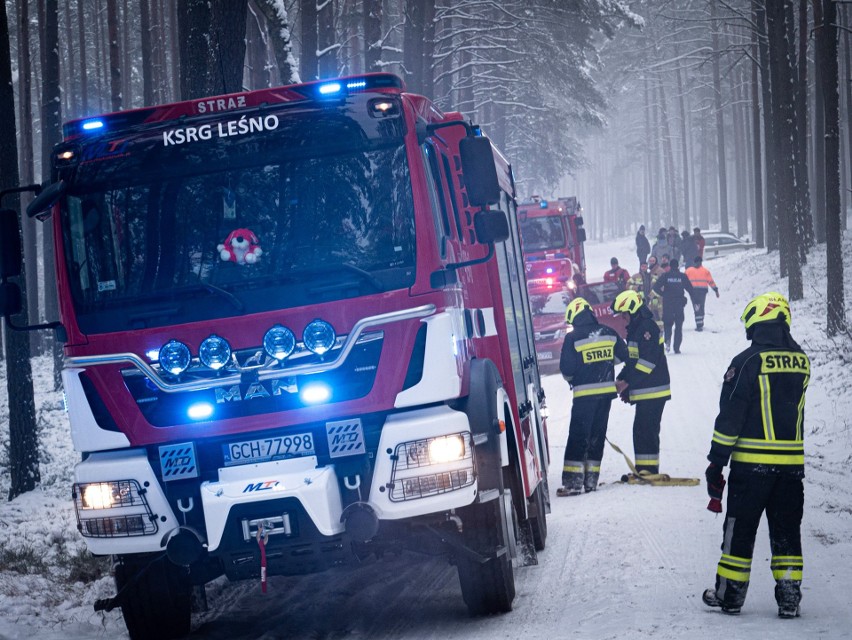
[685, 265, 717, 290]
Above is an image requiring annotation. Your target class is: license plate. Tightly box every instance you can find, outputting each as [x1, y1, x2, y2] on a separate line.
[222, 432, 315, 467]
[538, 351, 553, 360]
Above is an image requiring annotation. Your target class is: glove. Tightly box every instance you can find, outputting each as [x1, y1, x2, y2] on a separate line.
[714, 288, 720, 298]
[705, 463, 725, 513]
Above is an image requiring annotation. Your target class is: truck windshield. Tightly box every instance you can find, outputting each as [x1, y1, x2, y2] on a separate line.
[520, 215, 566, 253]
[61, 103, 416, 333]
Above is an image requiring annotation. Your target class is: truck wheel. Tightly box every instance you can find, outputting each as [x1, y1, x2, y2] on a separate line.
[114, 554, 192, 640]
[528, 479, 548, 552]
[456, 492, 516, 615]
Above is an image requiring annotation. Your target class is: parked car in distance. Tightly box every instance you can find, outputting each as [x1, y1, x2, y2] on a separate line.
[533, 312, 567, 375]
[575, 281, 628, 339]
[701, 231, 756, 259]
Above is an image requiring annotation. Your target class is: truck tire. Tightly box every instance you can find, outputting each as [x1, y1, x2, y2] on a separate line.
[114, 554, 192, 640]
[456, 491, 516, 615]
[528, 479, 548, 552]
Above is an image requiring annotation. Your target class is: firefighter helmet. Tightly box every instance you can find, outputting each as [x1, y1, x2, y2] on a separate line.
[564, 297, 592, 324]
[740, 291, 791, 329]
[612, 290, 642, 315]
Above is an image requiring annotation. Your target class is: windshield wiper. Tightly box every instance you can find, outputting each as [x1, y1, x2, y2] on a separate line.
[303, 263, 385, 293]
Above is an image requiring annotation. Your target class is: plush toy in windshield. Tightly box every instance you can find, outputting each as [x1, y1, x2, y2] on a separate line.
[218, 228, 263, 265]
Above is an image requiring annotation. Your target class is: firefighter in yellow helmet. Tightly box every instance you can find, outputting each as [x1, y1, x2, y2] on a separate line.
[703, 292, 808, 618]
[557, 297, 629, 495]
[611, 289, 671, 475]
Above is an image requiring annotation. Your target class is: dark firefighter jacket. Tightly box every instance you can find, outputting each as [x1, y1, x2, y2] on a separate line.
[559, 309, 629, 399]
[708, 323, 809, 475]
[652, 267, 694, 307]
[616, 305, 671, 403]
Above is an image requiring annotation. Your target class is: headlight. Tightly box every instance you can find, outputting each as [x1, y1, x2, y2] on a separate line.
[303, 319, 336, 355]
[263, 325, 296, 360]
[79, 481, 133, 510]
[428, 435, 466, 464]
[199, 334, 231, 370]
[158, 340, 191, 375]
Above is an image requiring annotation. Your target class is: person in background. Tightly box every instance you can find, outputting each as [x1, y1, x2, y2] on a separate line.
[685, 256, 720, 331]
[603, 257, 630, 290]
[659, 254, 671, 273]
[652, 258, 694, 354]
[558, 297, 629, 496]
[680, 229, 699, 269]
[651, 228, 669, 262]
[647, 254, 662, 277]
[694, 227, 706, 258]
[636, 225, 651, 268]
[702, 292, 808, 619]
[666, 226, 682, 264]
[611, 290, 671, 476]
[627, 261, 663, 332]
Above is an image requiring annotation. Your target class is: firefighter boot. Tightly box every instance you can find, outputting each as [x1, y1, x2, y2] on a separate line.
[557, 470, 584, 497]
[702, 588, 741, 615]
[776, 581, 802, 619]
[583, 460, 601, 492]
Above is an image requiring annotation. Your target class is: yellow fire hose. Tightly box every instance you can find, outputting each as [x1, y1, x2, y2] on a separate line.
[606, 438, 700, 487]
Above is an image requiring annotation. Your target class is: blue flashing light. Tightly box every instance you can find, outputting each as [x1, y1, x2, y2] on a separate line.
[546, 267, 554, 274]
[318, 82, 342, 95]
[346, 80, 367, 90]
[300, 383, 331, 405]
[145, 349, 160, 362]
[81, 119, 104, 131]
[187, 402, 214, 421]
[539, 200, 548, 209]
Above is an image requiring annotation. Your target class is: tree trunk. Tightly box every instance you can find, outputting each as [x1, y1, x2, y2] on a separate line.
[300, 0, 318, 80]
[63, 0, 76, 116]
[843, 4, 852, 229]
[818, 0, 845, 334]
[644, 76, 657, 226]
[317, 0, 337, 78]
[789, 0, 812, 259]
[676, 63, 691, 230]
[711, 3, 730, 234]
[178, 0, 211, 99]
[107, 0, 122, 110]
[1, 0, 40, 500]
[210, 0, 248, 94]
[141, 0, 154, 104]
[767, 0, 804, 300]
[729, 65, 748, 237]
[77, 0, 88, 113]
[253, 0, 299, 84]
[657, 80, 678, 229]
[756, 0, 778, 251]
[813, 0, 827, 244]
[751, 16, 765, 249]
[41, 0, 64, 389]
[364, 0, 381, 73]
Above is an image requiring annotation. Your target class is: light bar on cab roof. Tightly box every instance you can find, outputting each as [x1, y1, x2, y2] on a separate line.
[81, 119, 104, 131]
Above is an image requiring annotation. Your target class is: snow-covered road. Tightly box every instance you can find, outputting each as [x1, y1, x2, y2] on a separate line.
[1, 235, 851, 640]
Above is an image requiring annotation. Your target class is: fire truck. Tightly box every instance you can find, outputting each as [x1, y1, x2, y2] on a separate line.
[518, 196, 587, 314]
[0, 74, 550, 639]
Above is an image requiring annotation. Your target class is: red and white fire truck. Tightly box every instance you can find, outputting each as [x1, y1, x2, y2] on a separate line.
[0, 74, 550, 639]
[518, 196, 587, 314]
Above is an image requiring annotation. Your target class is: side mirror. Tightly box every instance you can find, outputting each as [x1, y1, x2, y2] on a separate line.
[0, 282, 22, 317]
[459, 137, 500, 207]
[26, 180, 66, 219]
[473, 209, 509, 244]
[575, 216, 584, 227]
[0, 209, 22, 279]
[577, 228, 587, 243]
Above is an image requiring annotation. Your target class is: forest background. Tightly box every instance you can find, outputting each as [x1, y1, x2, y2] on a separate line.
[0, 0, 848, 514]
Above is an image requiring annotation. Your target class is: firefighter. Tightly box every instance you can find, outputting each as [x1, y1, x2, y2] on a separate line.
[611, 290, 671, 476]
[627, 261, 663, 332]
[702, 292, 809, 618]
[685, 256, 720, 331]
[557, 297, 629, 496]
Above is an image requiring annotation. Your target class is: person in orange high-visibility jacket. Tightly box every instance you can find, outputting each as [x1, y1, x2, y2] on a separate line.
[685, 256, 719, 331]
[702, 292, 809, 619]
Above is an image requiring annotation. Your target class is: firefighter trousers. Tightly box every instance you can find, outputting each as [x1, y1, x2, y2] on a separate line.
[713, 471, 804, 609]
[690, 288, 708, 330]
[562, 396, 613, 491]
[662, 302, 685, 352]
[632, 398, 666, 474]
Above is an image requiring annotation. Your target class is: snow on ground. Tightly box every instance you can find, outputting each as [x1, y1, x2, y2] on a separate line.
[0, 234, 851, 639]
